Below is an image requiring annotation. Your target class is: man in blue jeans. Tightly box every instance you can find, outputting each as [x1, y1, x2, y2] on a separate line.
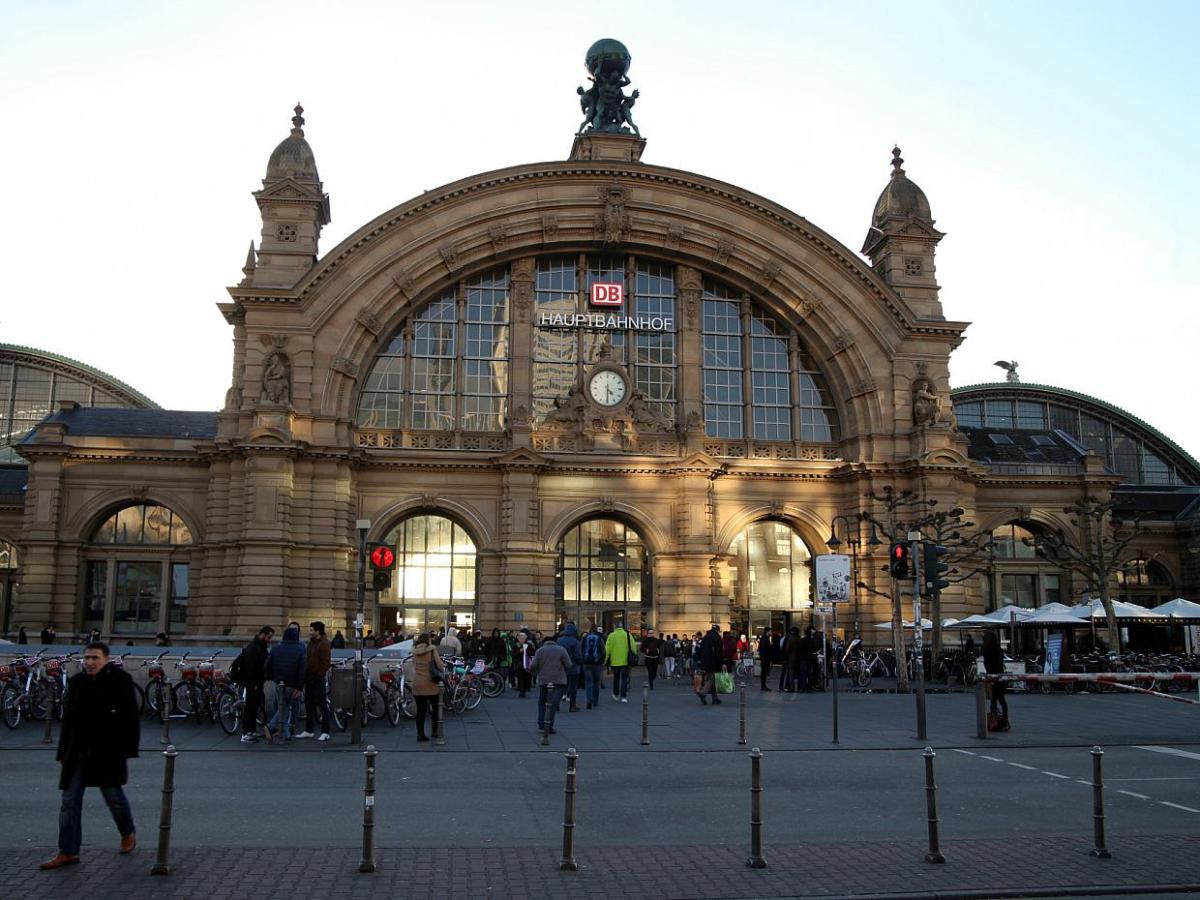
[40, 642, 140, 869]
[531, 636, 572, 733]
[580, 625, 605, 709]
[264, 624, 307, 742]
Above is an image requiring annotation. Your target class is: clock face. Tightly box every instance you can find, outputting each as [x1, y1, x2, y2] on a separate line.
[588, 370, 627, 407]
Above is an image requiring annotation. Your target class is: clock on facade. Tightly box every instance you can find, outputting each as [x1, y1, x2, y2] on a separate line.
[587, 369, 628, 407]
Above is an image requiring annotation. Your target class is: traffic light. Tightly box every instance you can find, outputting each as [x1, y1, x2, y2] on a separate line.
[888, 542, 910, 579]
[922, 542, 951, 597]
[367, 542, 396, 591]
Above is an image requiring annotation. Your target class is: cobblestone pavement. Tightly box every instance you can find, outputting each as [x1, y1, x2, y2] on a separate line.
[5, 835, 1200, 899]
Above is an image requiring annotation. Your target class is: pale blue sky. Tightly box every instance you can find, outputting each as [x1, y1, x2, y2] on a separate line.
[1, 0, 1196, 456]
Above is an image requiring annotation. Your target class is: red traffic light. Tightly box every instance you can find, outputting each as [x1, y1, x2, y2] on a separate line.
[369, 544, 395, 570]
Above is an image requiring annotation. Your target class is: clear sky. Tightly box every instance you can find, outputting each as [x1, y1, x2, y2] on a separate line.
[2, 1, 1197, 458]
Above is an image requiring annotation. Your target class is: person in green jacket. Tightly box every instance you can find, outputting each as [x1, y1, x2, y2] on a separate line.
[604, 620, 637, 702]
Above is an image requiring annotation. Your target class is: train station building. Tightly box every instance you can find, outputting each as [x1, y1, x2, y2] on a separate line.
[2, 45, 1197, 644]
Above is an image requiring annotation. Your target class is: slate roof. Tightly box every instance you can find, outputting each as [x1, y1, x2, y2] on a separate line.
[958, 427, 1086, 467]
[0, 465, 27, 502]
[22, 408, 218, 441]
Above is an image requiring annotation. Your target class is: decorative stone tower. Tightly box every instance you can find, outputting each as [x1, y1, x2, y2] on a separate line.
[861, 147, 945, 319]
[250, 104, 331, 288]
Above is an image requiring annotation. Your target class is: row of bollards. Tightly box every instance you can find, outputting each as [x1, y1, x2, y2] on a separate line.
[143, 706, 1112, 877]
[917, 744, 1111, 865]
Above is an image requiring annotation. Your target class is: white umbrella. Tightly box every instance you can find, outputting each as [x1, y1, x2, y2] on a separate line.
[948, 614, 997, 628]
[1020, 606, 1087, 627]
[1154, 598, 1200, 620]
[1034, 601, 1073, 614]
[1070, 599, 1167, 621]
[981, 604, 1037, 623]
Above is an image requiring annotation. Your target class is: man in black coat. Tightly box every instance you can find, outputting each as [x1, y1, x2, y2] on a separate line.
[696, 625, 724, 705]
[40, 641, 140, 869]
[756, 627, 774, 691]
[234, 625, 274, 743]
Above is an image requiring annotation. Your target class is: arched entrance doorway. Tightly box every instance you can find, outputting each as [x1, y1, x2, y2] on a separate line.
[555, 518, 652, 633]
[377, 514, 478, 638]
[725, 520, 814, 639]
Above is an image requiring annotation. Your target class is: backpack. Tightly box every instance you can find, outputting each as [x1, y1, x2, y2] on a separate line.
[582, 632, 603, 664]
[228, 648, 247, 685]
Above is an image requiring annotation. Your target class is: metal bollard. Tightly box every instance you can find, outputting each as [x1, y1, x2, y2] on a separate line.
[974, 679, 988, 740]
[738, 681, 747, 745]
[559, 747, 580, 871]
[358, 745, 378, 873]
[922, 747, 946, 864]
[434, 685, 445, 746]
[159, 687, 172, 746]
[1090, 746, 1112, 859]
[640, 683, 650, 746]
[41, 693, 56, 744]
[542, 689, 553, 746]
[746, 747, 766, 868]
[149, 745, 178, 876]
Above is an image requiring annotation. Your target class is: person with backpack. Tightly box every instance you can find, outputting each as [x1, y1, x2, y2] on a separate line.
[556, 622, 583, 712]
[604, 619, 637, 702]
[580, 625, 605, 709]
[229, 625, 274, 744]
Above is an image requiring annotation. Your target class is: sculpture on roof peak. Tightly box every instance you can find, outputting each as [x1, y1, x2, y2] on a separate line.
[576, 38, 640, 137]
[994, 360, 1021, 383]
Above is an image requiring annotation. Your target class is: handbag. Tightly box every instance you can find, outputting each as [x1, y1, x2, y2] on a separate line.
[627, 632, 638, 667]
[693, 672, 704, 693]
[428, 656, 445, 685]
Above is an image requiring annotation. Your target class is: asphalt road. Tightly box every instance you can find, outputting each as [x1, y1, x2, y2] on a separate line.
[2, 683, 1198, 851]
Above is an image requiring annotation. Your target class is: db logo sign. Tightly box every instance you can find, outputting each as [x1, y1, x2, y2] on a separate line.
[590, 282, 624, 307]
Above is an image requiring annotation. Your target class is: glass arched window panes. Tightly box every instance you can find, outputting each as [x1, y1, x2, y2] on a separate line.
[701, 283, 743, 438]
[951, 397, 1189, 486]
[532, 256, 678, 424]
[991, 523, 1038, 559]
[558, 519, 648, 609]
[728, 520, 812, 610]
[380, 515, 477, 607]
[1117, 559, 1171, 588]
[701, 281, 839, 443]
[92, 505, 193, 545]
[356, 267, 511, 433]
[0, 540, 16, 568]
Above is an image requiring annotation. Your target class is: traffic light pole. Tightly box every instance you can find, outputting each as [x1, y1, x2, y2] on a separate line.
[910, 535, 928, 742]
[352, 520, 370, 747]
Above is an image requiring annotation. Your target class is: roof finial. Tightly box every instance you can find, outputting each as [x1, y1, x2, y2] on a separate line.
[291, 103, 305, 137]
[891, 145, 905, 177]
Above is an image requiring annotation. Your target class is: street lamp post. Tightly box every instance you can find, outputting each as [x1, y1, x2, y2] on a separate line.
[826, 513, 882, 639]
[352, 518, 371, 746]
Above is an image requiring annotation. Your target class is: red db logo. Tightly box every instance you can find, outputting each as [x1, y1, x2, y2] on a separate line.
[590, 282, 624, 307]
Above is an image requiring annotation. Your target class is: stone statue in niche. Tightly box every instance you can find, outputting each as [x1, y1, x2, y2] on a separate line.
[912, 376, 941, 426]
[260, 352, 292, 406]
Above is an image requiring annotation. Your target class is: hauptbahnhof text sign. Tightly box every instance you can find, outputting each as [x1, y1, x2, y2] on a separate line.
[535, 312, 674, 332]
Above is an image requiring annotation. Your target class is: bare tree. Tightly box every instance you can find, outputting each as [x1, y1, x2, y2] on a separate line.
[1027, 496, 1145, 652]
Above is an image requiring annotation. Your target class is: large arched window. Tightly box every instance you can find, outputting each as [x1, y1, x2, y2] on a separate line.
[726, 520, 813, 637]
[0, 539, 17, 637]
[84, 504, 193, 636]
[376, 514, 478, 636]
[986, 521, 1062, 609]
[701, 281, 838, 443]
[1117, 558, 1174, 606]
[556, 518, 652, 632]
[357, 269, 510, 435]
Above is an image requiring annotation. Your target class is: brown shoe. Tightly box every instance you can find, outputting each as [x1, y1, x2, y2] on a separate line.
[39, 853, 80, 870]
[120, 833, 136, 854]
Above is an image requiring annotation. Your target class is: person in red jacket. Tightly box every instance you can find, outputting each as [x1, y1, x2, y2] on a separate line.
[721, 630, 737, 673]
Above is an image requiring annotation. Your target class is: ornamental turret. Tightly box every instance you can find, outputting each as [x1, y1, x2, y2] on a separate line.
[249, 104, 331, 288]
[861, 147, 944, 318]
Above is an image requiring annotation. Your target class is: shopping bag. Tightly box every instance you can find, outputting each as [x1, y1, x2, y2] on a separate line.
[714, 671, 734, 694]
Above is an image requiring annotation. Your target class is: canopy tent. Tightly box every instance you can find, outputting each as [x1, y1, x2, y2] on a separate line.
[1019, 606, 1089, 627]
[1069, 599, 1167, 621]
[1153, 598, 1200, 621]
[871, 618, 935, 630]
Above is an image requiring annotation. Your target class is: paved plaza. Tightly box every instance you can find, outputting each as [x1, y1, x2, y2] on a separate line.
[2, 678, 1199, 898]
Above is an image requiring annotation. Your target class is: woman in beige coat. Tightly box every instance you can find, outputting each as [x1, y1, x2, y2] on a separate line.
[408, 633, 445, 742]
